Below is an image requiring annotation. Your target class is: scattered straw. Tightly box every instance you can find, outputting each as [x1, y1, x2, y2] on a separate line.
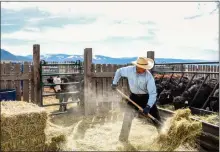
[158, 104, 175, 111]
[44, 107, 200, 151]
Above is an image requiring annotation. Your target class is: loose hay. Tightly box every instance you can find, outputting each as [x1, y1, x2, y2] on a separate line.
[153, 108, 202, 151]
[193, 113, 219, 126]
[158, 104, 175, 111]
[1, 101, 48, 151]
[45, 108, 201, 151]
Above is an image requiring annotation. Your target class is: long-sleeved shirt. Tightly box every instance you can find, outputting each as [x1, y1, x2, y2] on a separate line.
[112, 65, 157, 108]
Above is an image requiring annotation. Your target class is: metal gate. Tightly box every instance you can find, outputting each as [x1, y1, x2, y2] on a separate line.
[39, 60, 84, 115]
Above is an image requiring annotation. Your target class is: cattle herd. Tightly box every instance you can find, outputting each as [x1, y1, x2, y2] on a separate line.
[154, 74, 219, 112]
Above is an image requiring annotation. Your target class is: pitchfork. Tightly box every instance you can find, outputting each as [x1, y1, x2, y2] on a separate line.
[116, 89, 162, 127]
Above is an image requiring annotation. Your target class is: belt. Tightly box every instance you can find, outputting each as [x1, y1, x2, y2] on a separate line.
[132, 93, 147, 97]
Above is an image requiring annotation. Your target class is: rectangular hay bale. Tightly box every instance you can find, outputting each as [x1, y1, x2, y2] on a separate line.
[1, 101, 48, 151]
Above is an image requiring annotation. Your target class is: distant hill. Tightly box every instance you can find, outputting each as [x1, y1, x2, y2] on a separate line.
[1, 49, 217, 64]
[1, 49, 31, 61]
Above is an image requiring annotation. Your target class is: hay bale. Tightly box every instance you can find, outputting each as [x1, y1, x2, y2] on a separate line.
[1, 101, 48, 151]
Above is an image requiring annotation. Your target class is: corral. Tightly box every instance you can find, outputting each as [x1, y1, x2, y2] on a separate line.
[0, 44, 219, 151]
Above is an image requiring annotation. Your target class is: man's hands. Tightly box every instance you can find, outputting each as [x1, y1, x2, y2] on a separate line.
[111, 84, 117, 90]
[143, 105, 151, 115]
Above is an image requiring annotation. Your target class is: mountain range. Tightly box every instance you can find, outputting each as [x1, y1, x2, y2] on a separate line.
[0, 49, 216, 64]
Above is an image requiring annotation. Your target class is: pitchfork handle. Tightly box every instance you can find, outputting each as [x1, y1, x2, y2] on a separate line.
[116, 89, 162, 126]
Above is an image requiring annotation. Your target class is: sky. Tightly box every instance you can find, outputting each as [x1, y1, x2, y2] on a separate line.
[1, 2, 219, 60]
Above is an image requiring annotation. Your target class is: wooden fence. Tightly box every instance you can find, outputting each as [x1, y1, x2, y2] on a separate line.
[0, 45, 41, 105]
[0, 45, 219, 115]
[0, 62, 34, 103]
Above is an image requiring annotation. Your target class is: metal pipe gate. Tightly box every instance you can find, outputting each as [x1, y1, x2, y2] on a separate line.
[39, 60, 84, 115]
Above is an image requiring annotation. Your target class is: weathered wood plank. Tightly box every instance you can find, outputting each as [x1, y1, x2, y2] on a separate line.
[102, 64, 108, 99]
[33, 44, 41, 105]
[206, 65, 210, 80]
[198, 65, 202, 78]
[192, 65, 196, 78]
[213, 65, 217, 79]
[107, 64, 114, 110]
[31, 65, 35, 103]
[5, 63, 13, 89]
[15, 64, 21, 100]
[210, 65, 214, 79]
[1, 63, 6, 89]
[91, 64, 97, 108]
[92, 72, 115, 78]
[23, 62, 29, 102]
[0, 73, 31, 80]
[96, 64, 102, 106]
[202, 65, 206, 78]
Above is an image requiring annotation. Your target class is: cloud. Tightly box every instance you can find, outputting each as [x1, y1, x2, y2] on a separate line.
[1, 2, 219, 61]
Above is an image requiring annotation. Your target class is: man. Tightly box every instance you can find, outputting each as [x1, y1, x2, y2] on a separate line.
[111, 57, 161, 142]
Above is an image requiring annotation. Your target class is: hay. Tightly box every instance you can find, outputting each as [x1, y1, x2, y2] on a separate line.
[193, 113, 219, 126]
[3, 100, 201, 151]
[44, 108, 200, 151]
[158, 104, 175, 111]
[153, 108, 202, 151]
[1, 101, 48, 151]
[1, 100, 71, 151]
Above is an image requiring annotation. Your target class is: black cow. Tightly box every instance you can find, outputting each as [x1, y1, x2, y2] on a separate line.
[173, 78, 217, 110]
[205, 88, 219, 112]
[157, 77, 189, 105]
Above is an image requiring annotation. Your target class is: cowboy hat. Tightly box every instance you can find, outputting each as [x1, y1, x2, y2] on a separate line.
[131, 57, 154, 70]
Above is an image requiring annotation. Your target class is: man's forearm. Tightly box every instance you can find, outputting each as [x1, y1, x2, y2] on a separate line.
[112, 69, 121, 85]
[147, 93, 157, 107]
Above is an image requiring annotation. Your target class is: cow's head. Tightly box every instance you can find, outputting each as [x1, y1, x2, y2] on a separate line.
[207, 79, 218, 89]
[46, 76, 61, 92]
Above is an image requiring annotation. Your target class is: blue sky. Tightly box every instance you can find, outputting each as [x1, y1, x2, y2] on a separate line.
[1, 2, 219, 60]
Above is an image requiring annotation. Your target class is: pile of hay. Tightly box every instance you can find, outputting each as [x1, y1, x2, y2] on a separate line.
[153, 108, 202, 151]
[1, 101, 67, 151]
[1, 101, 48, 151]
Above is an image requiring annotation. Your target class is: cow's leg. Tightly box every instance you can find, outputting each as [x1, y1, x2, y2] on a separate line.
[58, 92, 64, 111]
[63, 94, 69, 111]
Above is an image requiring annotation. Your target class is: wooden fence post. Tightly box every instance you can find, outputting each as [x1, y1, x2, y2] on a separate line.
[147, 51, 155, 61]
[33, 44, 41, 106]
[84, 48, 95, 116]
[147, 51, 155, 73]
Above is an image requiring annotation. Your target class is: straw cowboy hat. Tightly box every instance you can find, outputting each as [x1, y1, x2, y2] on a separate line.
[131, 57, 154, 70]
